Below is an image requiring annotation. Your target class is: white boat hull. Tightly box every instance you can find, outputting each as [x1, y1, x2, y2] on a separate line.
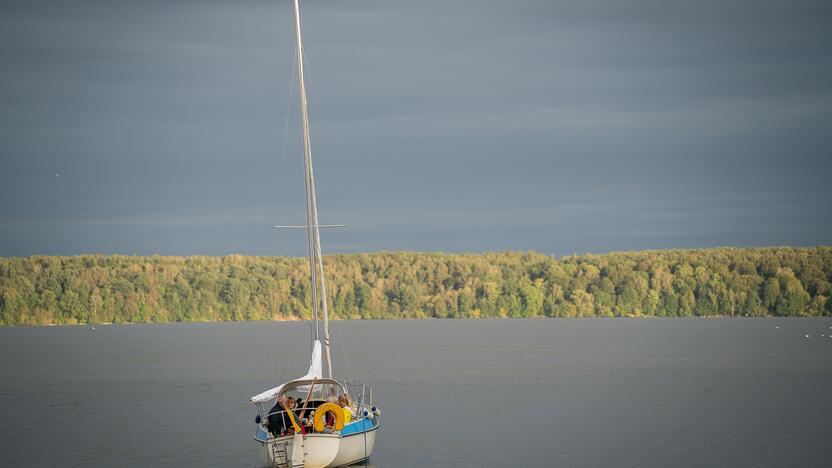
[327, 424, 378, 467]
[258, 419, 379, 468]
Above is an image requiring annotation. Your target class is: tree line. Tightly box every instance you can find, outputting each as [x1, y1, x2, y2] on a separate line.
[1, 247, 830, 325]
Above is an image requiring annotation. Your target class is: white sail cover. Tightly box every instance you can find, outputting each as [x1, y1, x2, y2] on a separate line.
[304, 339, 323, 381]
[250, 340, 323, 404]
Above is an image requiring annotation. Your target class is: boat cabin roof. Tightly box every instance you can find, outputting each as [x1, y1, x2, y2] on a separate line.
[250, 377, 346, 404]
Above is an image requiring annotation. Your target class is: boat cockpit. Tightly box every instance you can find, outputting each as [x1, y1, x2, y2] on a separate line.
[252, 378, 378, 443]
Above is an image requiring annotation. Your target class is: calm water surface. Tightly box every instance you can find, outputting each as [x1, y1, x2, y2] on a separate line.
[1, 318, 831, 467]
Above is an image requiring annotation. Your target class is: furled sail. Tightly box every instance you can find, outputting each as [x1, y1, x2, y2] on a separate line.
[299, 339, 323, 382]
[250, 340, 323, 404]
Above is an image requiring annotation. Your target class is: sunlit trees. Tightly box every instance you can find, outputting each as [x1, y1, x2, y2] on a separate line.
[762, 277, 780, 311]
[773, 269, 811, 316]
[0, 247, 830, 324]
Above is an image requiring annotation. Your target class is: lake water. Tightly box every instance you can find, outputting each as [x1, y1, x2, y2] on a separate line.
[1, 318, 831, 467]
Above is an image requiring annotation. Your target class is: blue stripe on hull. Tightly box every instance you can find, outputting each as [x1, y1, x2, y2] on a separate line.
[253, 417, 377, 442]
[340, 418, 377, 436]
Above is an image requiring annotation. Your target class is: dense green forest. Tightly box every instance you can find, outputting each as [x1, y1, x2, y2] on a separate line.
[1, 247, 831, 325]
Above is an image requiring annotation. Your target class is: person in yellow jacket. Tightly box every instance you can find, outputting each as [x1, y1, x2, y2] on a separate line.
[338, 394, 353, 424]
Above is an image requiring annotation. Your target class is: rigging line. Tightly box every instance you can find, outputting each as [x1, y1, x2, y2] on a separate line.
[279, 51, 297, 181]
[275, 52, 297, 255]
[361, 385, 368, 463]
[309, 151, 333, 377]
[336, 324, 354, 383]
[301, 47, 322, 140]
[275, 3, 298, 259]
[331, 327, 348, 383]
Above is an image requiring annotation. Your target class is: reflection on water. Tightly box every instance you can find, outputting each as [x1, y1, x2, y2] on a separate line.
[1, 318, 832, 467]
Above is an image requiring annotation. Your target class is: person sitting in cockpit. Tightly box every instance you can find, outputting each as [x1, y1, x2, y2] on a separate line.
[338, 394, 353, 424]
[267, 396, 298, 437]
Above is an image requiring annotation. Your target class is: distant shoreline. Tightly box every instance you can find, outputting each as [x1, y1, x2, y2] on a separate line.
[1, 247, 830, 325]
[4, 315, 832, 329]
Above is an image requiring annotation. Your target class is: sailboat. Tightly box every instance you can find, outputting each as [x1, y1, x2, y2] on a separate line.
[250, 1, 380, 467]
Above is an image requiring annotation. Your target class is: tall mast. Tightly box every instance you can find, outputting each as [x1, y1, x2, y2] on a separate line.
[292, 0, 318, 340]
[292, 0, 333, 378]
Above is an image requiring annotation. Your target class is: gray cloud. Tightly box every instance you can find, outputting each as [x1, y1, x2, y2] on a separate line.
[1, 0, 831, 256]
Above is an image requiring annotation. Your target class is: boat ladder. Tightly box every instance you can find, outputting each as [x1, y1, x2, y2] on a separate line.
[272, 440, 289, 468]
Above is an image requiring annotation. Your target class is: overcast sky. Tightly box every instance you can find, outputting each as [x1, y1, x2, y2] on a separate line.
[1, 0, 831, 257]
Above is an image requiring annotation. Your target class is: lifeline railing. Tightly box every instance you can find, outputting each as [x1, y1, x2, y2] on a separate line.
[260, 403, 373, 438]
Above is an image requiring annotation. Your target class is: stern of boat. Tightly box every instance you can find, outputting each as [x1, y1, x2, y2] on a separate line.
[259, 432, 340, 468]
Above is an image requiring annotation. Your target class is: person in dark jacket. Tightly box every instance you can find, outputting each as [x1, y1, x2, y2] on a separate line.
[267, 396, 298, 437]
